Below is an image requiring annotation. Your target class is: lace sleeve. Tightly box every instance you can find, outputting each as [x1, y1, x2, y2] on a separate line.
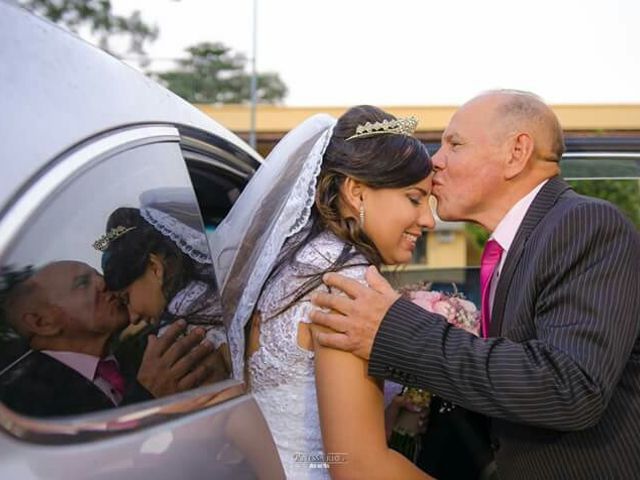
[298, 262, 369, 325]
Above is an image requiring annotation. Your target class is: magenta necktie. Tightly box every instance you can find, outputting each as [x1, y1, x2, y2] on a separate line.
[95, 358, 126, 397]
[480, 239, 503, 338]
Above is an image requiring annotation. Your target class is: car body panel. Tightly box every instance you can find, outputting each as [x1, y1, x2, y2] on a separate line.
[0, 2, 284, 479]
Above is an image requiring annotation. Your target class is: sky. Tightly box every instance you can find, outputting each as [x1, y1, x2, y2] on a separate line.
[109, 0, 640, 107]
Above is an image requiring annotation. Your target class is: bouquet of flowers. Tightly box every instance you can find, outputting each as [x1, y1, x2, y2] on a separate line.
[388, 282, 480, 462]
[403, 282, 480, 336]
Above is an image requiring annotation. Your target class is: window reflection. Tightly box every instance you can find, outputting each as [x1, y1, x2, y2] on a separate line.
[0, 142, 231, 418]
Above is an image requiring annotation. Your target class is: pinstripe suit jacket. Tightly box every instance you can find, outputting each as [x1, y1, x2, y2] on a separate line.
[369, 177, 640, 479]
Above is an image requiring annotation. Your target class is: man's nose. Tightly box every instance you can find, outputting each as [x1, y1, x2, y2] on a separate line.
[431, 147, 446, 170]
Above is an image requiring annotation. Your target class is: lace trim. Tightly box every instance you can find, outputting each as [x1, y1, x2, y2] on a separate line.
[140, 207, 211, 265]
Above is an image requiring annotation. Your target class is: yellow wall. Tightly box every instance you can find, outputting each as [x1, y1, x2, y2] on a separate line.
[197, 104, 640, 133]
[426, 231, 467, 268]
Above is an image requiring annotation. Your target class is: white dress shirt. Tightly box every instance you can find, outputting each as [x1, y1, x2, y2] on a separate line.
[488, 179, 549, 312]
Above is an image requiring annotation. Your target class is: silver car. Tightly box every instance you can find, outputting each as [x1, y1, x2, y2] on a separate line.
[0, 2, 283, 478]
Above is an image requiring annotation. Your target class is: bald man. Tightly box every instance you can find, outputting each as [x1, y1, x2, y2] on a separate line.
[311, 90, 640, 478]
[0, 261, 219, 416]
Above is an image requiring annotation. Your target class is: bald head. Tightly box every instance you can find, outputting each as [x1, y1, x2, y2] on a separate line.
[470, 90, 565, 163]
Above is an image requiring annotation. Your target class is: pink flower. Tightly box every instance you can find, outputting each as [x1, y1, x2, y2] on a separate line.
[432, 300, 455, 320]
[409, 291, 443, 311]
[405, 285, 480, 336]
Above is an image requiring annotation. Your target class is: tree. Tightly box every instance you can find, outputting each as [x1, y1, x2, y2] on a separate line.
[158, 42, 287, 104]
[569, 179, 640, 228]
[19, 0, 158, 59]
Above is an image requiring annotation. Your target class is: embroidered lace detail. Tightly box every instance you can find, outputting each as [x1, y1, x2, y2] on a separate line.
[140, 207, 211, 264]
[249, 231, 367, 479]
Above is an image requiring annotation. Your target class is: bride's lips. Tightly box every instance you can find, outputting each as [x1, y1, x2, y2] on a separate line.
[402, 231, 420, 250]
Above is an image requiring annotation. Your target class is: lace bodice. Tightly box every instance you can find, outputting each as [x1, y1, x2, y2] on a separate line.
[248, 231, 367, 479]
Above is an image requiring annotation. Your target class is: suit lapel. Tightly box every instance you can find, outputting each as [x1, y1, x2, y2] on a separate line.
[488, 176, 572, 337]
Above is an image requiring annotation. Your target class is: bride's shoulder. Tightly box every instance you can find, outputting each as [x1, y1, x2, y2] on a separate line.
[296, 230, 369, 282]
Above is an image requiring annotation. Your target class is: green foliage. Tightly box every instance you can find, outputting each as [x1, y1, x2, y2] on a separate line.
[465, 223, 490, 252]
[568, 179, 640, 229]
[19, 0, 158, 57]
[158, 42, 288, 104]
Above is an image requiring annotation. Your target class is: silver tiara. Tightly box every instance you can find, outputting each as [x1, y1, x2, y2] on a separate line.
[346, 115, 418, 141]
[92, 226, 136, 251]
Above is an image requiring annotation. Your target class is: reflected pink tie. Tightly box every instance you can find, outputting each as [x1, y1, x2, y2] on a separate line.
[480, 239, 503, 338]
[95, 358, 125, 397]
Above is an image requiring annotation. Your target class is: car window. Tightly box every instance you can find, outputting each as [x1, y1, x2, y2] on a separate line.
[0, 136, 231, 418]
[562, 154, 640, 230]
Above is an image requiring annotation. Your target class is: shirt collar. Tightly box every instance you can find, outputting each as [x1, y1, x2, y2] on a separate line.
[41, 350, 110, 381]
[492, 179, 549, 254]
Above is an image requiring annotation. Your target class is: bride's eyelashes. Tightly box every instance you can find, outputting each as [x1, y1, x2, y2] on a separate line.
[407, 193, 426, 206]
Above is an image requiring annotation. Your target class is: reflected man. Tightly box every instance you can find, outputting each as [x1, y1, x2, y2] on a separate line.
[0, 261, 219, 417]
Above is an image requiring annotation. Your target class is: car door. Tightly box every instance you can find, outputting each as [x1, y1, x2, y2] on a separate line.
[0, 124, 283, 479]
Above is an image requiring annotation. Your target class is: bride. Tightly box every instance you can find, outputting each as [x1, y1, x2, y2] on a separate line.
[212, 106, 435, 479]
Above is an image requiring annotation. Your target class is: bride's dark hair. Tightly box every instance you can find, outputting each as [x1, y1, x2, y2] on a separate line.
[101, 207, 207, 304]
[267, 105, 432, 314]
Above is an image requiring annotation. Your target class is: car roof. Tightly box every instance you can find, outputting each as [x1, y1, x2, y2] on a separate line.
[0, 1, 261, 211]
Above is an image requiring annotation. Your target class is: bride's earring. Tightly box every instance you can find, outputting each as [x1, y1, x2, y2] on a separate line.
[359, 203, 365, 228]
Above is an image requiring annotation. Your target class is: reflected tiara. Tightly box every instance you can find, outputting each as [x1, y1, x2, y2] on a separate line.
[92, 226, 136, 252]
[346, 115, 419, 141]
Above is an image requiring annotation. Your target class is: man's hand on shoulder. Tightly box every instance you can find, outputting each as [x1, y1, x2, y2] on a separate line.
[310, 266, 400, 360]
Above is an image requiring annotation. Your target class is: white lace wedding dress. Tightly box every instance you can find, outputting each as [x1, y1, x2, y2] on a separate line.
[248, 230, 367, 479]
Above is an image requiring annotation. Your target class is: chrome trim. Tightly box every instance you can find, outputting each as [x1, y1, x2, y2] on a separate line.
[562, 152, 640, 159]
[564, 177, 640, 181]
[561, 152, 640, 180]
[0, 126, 179, 260]
[0, 379, 247, 444]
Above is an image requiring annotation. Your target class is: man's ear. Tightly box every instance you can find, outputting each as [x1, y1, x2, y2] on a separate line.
[339, 177, 366, 215]
[504, 132, 534, 180]
[22, 308, 63, 337]
[148, 253, 165, 283]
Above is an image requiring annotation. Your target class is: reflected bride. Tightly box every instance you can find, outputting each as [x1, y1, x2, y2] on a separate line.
[96, 205, 230, 381]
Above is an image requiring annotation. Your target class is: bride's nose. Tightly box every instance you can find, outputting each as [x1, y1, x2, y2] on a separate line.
[418, 204, 436, 230]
